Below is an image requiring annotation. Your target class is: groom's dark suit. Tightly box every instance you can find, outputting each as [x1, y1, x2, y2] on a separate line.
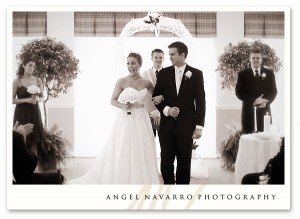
[153, 65, 205, 184]
[235, 66, 277, 133]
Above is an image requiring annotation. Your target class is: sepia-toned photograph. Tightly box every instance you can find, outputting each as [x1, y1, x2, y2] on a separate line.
[6, 6, 290, 210]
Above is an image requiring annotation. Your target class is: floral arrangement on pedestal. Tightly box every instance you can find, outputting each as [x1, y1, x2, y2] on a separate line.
[16, 37, 80, 127]
[38, 124, 71, 171]
[219, 121, 242, 170]
[216, 40, 282, 90]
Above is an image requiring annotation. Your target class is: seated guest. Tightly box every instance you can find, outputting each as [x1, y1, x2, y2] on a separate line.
[241, 137, 284, 184]
[13, 121, 65, 184]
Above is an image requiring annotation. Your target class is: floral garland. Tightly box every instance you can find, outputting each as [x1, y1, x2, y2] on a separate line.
[216, 40, 282, 90]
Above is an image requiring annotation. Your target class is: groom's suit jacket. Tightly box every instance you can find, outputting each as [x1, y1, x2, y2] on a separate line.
[235, 66, 277, 132]
[153, 65, 205, 135]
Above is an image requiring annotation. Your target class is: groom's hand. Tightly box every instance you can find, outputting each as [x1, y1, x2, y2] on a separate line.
[193, 129, 202, 139]
[168, 107, 180, 118]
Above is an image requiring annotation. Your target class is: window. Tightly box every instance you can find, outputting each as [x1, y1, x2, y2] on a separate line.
[13, 12, 47, 36]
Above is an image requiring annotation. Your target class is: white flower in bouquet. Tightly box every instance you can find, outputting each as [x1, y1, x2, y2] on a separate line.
[27, 85, 41, 95]
[126, 95, 139, 115]
[126, 93, 138, 104]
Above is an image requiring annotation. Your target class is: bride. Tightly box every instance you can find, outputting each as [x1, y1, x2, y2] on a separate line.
[68, 52, 161, 184]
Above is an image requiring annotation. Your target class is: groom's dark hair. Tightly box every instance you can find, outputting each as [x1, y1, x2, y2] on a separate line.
[168, 41, 188, 58]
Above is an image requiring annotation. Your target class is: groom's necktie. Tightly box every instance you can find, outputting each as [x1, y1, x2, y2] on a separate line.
[175, 68, 183, 94]
[155, 70, 159, 78]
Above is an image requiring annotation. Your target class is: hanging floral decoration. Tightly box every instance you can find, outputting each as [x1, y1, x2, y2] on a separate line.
[16, 37, 80, 127]
[144, 11, 162, 26]
[144, 11, 163, 37]
[216, 40, 282, 90]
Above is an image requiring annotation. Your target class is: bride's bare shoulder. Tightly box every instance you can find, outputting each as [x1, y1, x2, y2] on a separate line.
[116, 77, 128, 84]
[140, 78, 153, 89]
[139, 77, 150, 83]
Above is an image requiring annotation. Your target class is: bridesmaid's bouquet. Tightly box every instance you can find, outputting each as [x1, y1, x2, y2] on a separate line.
[27, 85, 41, 95]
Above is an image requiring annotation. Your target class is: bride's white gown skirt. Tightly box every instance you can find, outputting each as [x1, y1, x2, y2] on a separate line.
[68, 87, 160, 184]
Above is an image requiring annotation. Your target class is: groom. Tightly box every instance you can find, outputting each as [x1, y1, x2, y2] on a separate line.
[153, 41, 206, 184]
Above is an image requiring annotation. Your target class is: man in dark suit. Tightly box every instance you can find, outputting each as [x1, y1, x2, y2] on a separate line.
[152, 41, 206, 184]
[235, 48, 277, 133]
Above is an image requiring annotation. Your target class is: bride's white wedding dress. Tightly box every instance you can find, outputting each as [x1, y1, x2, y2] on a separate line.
[68, 87, 160, 184]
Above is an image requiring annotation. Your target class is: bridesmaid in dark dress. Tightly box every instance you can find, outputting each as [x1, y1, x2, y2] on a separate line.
[13, 58, 44, 156]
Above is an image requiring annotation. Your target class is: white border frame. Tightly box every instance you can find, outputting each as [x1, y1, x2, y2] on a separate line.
[6, 6, 290, 210]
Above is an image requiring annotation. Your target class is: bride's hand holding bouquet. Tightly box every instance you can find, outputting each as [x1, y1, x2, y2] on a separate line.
[125, 102, 145, 115]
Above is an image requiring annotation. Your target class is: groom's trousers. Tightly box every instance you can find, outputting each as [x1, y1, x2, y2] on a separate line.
[159, 123, 193, 184]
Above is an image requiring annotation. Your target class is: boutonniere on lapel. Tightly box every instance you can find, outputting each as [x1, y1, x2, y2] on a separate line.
[261, 73, 267, 80]
[184, 70, 192, 80]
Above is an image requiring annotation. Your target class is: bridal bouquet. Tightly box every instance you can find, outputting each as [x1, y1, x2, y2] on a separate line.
[27, 85, 41, 95]
[119, 92, 138, 115]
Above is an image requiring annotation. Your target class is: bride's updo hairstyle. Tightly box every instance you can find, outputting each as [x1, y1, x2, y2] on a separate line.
[128, 52, 142, 67]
